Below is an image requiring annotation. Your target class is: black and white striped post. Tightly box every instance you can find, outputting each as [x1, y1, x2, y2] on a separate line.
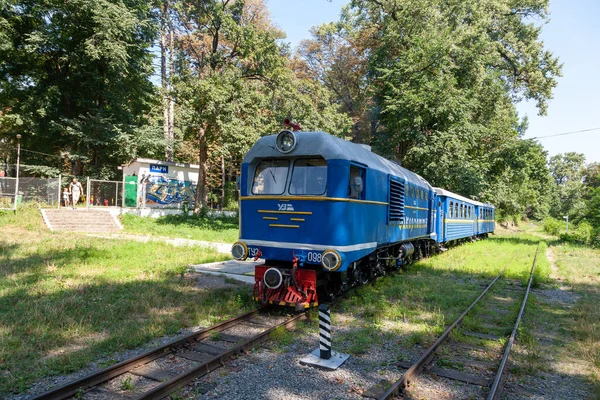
[319, 304, 332, 360]
[299, 304, 349, 370]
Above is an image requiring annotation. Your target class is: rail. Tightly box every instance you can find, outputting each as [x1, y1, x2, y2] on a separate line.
[33, 307, 307, 400]
[377, 247, 538, 399]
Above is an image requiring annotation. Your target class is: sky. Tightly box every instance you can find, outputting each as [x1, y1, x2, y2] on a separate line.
[266, 0, 600, 163]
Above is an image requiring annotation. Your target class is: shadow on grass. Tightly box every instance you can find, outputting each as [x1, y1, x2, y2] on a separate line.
[487, 235, 560, 247]
[0, 273, 254, 395]
[0, 242, 20, 258]
[2, 236, 598, 398]
[333, 241, 600, 398]
[0, 242, 112, 280]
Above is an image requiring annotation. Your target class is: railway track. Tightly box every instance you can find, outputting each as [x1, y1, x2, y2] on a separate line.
[367, 245, 540, 400]
[33, 308, 307, 400]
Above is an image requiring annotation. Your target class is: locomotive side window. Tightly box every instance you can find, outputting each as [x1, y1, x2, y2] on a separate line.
[290, 158, 327, 195]
[252, 160, 289, 195]
[455, 203, 459, 219]
[449, 201, 453, 218]
[349, 166, 365, 199]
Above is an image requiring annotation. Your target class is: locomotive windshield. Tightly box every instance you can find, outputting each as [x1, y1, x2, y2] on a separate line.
[289, 158, 327, 195]
[252, 160, 289, 194]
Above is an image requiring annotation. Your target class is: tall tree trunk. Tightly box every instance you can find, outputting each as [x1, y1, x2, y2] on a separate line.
[221, 154, 225, 212]
[194, 127, 208, 214]
[161, 0, 173, 161]
[167, 5, 175, 157]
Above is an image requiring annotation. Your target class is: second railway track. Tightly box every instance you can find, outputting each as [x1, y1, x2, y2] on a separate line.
[33, 308, 307, 400]
[367, 245, 540, 400]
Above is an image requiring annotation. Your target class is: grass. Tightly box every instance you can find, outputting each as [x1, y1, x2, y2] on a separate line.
[121, 213, 239, 244]
[549, 242, 600, 395]
[326, 231, 551, 388]
[0, 204, 254, 395]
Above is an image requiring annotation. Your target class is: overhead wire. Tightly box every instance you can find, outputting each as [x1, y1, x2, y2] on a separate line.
[528, 127, 600, 140]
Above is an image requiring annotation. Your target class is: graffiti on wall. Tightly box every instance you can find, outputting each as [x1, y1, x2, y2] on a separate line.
[144, 176, 196, 206]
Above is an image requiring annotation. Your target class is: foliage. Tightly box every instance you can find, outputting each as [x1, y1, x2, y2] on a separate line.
[294, 0, 562, 221]
[172, 0, 351, 209]
[0, 0, 158, 179]
[548, 152, 587, 222]
[543, 217, 562, 236]
[560, 221, 594, 246]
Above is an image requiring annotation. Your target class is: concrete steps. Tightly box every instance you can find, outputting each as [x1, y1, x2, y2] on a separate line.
[41, 208, 123, 233]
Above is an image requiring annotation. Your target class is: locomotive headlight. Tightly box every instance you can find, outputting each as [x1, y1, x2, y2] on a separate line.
[264, 267, 283, 289]
[231, 242, 248, 261]
[275, 130, 297, 153]
[321, 250, 341, 271]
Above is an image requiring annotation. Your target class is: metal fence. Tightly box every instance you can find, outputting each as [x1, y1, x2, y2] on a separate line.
[1, 175, 236, 211]
[20, 177, 61, 205]
[0, 176, 61, 209]
[0, 177, 16, 209]
[88, 179, 123, 207]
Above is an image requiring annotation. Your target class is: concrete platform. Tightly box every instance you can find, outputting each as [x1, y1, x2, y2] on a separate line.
[189, 259, 263, 285]
[299, 349, 350, 370]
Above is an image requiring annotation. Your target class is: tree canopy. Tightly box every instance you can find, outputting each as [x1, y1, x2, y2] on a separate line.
[2, 0, 590, 229]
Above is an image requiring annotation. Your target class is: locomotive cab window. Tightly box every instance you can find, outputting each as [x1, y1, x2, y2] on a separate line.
[290, 158, 327, 195]
[252, 159, 289, 195]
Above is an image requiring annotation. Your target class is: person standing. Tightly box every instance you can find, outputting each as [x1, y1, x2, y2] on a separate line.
[69, 178, 83, 209]
[62, 187, 70, 208]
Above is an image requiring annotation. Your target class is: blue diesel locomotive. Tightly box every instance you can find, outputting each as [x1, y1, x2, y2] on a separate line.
[231, 130, 494, 309]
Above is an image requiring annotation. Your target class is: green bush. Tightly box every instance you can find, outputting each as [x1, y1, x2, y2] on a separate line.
[560, 221, 594, 245]
[591, 228, 600, 248]
[543, 217, 562, 236]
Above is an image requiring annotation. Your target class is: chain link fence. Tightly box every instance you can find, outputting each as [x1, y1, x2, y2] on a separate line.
[2, 174, 236, 211]
[0, 177, 60, 208]
[0, 177, 16, 209]
[89, 179, 122, 207]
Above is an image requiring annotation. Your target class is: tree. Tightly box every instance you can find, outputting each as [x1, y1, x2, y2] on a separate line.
[295, 13, 372, 142]
[583, 162, 600, 189]
[160, 0, 175, 161]
[548, 152, 587, 221]
[0, 0, 158, 178]
[174, 0, 351, 211]
[295, 0, 562, 220]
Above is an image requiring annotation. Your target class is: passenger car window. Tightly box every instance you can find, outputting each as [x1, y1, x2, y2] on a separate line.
[252, 160, 289, 195]
[290, 158, 327, 195]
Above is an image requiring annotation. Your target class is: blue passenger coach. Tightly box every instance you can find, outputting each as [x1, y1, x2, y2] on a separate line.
[434, 188, 495, 244]
[232, 130, 494, 308]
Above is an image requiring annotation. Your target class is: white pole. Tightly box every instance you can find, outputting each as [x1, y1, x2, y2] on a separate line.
[13, 134, 21, 211]
[121, 174, 126, 209]
[86, 177, 90, 209]
[57, 174, 62, 208]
